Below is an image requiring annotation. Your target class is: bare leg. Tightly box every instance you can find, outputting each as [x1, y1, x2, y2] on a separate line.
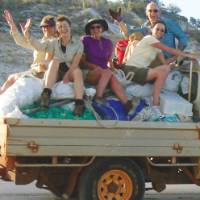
[96, 69, 113, 98]
[147, 65, 170, 105]
[85, 68, 112, 99]
[64, 68, 84, 99]
[63, 67, 85, 116]
[44, 59, 60, 89]
[0, 73, 20, 95]
[40, 59, 60, 108]
[87, 68, 132, 113]
[109, 75, 128, 104]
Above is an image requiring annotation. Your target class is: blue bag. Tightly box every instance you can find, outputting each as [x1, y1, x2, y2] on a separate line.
[92, 99, 128, 120]
[92, 98, 146, 121]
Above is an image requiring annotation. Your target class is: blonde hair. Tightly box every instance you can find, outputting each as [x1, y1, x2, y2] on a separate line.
[129, 32, 144, 42]
[123, 32, 144, 64]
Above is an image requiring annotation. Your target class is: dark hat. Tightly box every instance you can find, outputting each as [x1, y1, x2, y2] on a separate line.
[85, 18, 108, 35]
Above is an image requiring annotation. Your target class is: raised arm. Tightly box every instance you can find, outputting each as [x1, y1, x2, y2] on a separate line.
[109, 8, 129, 39]
[3, 10, 17, 32]
[21, 18, 54, 53]
[3, 10, 33, 50]
[117, 21, 129, 39]
[109, 8, 148, 39]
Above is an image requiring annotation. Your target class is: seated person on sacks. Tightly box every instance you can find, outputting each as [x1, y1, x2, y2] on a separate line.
[0, 10, 57, 95]
[122, 21, 196, 116]
[81, 18, 134, 114]
[23, 15, 85, 116]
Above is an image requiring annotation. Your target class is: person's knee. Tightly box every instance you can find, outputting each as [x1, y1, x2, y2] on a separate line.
[71, 68, 84, 83]
[73, 67, 83, 77]
[102, 69, 113, 79]
[7, 74, 18, 84]
[161, 65, 170, 74]
[155, 65, 170, 78]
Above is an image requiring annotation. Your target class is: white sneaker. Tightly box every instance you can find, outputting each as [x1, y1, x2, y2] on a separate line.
[150, 106, 164, 121]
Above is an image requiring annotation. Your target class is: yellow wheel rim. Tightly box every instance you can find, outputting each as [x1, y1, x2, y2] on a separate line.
[97, 169, 133, 200]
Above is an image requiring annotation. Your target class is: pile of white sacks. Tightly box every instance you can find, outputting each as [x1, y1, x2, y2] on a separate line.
[0, 76, 43, 118]
[0, 70, 191, 119]
[0, 76, 96, 118]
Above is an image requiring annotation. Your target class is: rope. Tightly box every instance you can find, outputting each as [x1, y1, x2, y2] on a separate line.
[84, 97, 119, 129]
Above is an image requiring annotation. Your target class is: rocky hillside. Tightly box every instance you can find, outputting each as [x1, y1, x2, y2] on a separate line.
[0, 1, 200, 84]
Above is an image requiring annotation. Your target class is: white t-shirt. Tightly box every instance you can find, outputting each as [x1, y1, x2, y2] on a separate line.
[125, 35, 161, 68]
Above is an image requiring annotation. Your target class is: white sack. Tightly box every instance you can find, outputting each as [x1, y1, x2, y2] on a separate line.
[180, 76, 189, 95]
[52, 81, 96, 100]
[6, 106, 29, 119]
[52, 81, 75, 99]
[126, 83, 153, 97]
[163, 70, 182, 92]
[0, 76, 43, 117]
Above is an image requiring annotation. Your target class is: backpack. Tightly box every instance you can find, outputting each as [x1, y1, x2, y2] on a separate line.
[114, 39, 129, 65]
[114, 32, 144, 66]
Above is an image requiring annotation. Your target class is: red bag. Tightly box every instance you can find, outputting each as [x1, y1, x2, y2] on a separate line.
[114, 39, 129, 65]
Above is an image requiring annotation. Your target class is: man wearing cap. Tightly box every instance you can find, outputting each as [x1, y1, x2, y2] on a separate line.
[0, 10, 56, 94]
[109, 1, 188, 59]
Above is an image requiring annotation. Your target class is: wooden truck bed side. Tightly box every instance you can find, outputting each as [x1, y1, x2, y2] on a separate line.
[1, 118, 200, 157]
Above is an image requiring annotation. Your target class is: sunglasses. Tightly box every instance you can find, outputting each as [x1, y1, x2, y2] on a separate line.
[90, 25, 102, 30]
[148, 9, 158, 13]
[41, 25, 55, 29]
[156, 28, 165, 33]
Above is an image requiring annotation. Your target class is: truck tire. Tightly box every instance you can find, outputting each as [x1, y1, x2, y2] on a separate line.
[78, 158, 145, 200]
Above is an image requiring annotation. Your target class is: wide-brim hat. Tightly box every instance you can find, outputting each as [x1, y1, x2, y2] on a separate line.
[85, 18, 108, 35]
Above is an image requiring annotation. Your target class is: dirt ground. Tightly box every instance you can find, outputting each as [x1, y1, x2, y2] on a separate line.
[0, 181, 200, 200]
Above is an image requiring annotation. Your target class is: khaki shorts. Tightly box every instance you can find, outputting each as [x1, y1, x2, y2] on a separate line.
[123, 65, 149, 85]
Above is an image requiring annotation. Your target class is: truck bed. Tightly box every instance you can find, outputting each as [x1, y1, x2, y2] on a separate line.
[1, 118, 200, 158]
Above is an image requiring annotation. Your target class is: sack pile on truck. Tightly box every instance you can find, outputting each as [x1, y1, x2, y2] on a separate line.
[0, 76, 43, 118]
[0, 66, 193, 122]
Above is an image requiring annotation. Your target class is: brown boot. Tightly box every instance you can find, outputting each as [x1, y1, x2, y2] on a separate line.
[124, 100, 136, 115]
[74, 99, 85, 117]
[40, 88, 52, 108]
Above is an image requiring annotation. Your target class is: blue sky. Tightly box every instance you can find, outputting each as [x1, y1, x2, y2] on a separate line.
[108, 0, 200, 19]
[161, 0, 199, 19]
